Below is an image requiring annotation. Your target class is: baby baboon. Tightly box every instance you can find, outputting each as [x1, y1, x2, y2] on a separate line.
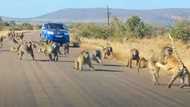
[74, 50, 95, 72]
[127, 48, 140, 68]
[137, 57, 148, 72]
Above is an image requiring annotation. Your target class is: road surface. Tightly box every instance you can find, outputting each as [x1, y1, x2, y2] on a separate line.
[0, 31, 189, 107]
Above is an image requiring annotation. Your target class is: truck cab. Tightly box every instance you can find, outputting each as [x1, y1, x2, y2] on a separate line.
[41, 23, 70, 45]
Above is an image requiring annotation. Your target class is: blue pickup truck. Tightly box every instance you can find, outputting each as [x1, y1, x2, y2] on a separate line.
[40, 23, 70, 45]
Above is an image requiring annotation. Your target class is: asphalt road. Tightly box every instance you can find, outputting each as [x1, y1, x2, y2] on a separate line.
[0, 31, 189, 107]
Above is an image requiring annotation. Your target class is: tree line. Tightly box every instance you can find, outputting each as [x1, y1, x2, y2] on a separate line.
[0, 17, 38, 31]
[70, 16, 190, 41]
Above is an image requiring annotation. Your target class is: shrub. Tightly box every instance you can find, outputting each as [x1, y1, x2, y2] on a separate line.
[170, 21, 190, 41]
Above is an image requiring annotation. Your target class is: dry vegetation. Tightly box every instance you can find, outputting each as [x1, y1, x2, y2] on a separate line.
[80, 36, 190, 74]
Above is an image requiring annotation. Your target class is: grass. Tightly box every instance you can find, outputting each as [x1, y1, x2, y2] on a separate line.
[0, 30, 36, 37]
[80, 36, 190, 74]
[0, 31, 10, 37]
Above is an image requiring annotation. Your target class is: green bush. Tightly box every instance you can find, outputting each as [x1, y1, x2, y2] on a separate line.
[70, 16, 154, 40]
[170, 21, 190, 41]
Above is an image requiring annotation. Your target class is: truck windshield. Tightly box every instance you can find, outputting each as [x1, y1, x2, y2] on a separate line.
[45, 23, 65, 30]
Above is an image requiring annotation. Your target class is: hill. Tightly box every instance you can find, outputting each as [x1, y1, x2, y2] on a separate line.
[2, 8, 190, 25]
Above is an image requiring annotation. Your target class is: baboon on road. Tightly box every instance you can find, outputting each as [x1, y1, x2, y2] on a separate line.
[37, 41, 60, 62]
[16, 32, 24, 41]
[91, 49, 103, 64]
[0, 36, 5, 48]
[18, 41, 35, 60]
[139, 47, 173, 85]
[147, 51, 161, 85]
[63, 43, 69, 56]
[127, 48, 140, 68]
[74, 50, 95, 72]
[137, 57, 148, 72]
[156, 55, 190, 88]
[145, 45, 190, 88]
[50, 42, 60, 61]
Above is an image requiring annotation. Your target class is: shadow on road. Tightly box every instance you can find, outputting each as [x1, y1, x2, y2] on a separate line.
[63, 60, 74, 63]
[103, 64, 125, 67]
[29, 59, 66, 63]
[0, 49, 10, 52]
[95, 69, 123, 72]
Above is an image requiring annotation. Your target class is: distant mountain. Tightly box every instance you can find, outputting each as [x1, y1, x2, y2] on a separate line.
[2, 8, 190, 25]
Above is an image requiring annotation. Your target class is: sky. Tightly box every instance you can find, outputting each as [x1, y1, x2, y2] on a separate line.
[0, 0, 189, 18]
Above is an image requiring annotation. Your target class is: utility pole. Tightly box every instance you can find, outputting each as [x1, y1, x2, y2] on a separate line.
[107, 6, 110, 26]
[106, 5, 111, 39]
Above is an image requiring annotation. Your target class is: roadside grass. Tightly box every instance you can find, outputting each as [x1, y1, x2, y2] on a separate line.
[0, 31, 10, 37]
[0, 30, 37, 37]
[80, 36, 190, 75]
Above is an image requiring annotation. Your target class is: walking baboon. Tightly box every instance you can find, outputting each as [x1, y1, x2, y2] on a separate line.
[37, 41, 60, 61]
[0, 36, 4, 48]
[18, 41, 35, 60]
[51, 42, 60, 61]
[127, 48, 140, 68]
[16, 32, 24, 41]
[74, 50, 95, 72]
[63, 43, 69, 56]
[147, 51, 161, 85]
[91, 49, 103, 64]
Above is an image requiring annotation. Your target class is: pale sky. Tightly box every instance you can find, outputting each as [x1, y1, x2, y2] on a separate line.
[0, 0, 189, 18]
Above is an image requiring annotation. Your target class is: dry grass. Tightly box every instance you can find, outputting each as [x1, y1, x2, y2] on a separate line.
[80, 37, 190, 74]
[0, 31, 10, 37]
[0, 30, 35, 37]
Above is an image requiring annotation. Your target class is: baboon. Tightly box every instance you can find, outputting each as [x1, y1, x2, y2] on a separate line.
[51, 42, 60, 61]
[37, 41, 59, 61]
[16, 32, 24, 41]
[18, 41, 35, 60]
[156, 55, 190, 88]
[91, 49, 103, 64]
[74, 50, 95, 72]
[147, 51, 161, 85]
[0, 36, 4, 48]
[146, 44, 190, 88]
[141, 47, 173, 85]
[127, 48, 140, 68]
[159, 46, 173, 63]
[137, 57, 148, 72]
[103, 46, 113, 58]
[63, 43, 69, 56]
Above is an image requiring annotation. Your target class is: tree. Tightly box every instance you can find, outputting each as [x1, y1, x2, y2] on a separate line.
[110, 17, 127, 38]
[126, 16, 147, 38]
[170, 20, 190, 41]
[21, 23, 33, 30]
[9, 21, 16, 26]
[0, 17, 2, 22]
